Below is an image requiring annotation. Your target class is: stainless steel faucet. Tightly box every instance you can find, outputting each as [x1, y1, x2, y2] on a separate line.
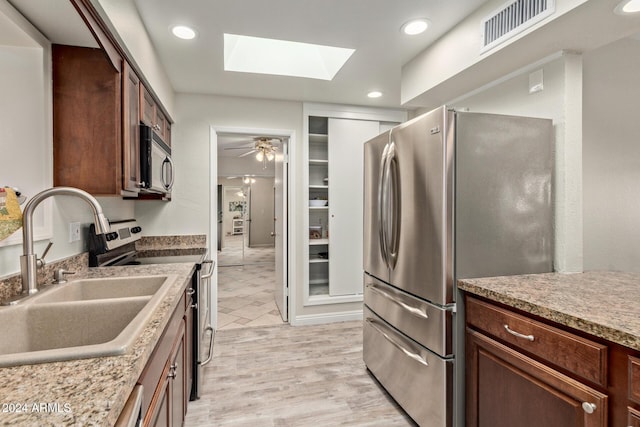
[19, 187, 110, 296]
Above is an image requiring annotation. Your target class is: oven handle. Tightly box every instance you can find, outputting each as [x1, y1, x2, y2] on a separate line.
[201, 325, 215, 366]
[201, 259, 214, 280]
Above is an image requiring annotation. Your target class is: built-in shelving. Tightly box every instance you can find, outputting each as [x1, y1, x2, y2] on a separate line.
[307, 116, 330, 299]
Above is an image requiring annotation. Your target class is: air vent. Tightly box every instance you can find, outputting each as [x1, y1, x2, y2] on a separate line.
[481, 0, 555, 53]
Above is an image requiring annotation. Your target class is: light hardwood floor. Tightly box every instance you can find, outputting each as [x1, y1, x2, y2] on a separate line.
[185, 321, 415, 426]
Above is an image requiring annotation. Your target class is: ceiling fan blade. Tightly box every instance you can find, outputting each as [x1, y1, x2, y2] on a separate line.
[238, 149, 257, 158]
[224, 146, 254, 150]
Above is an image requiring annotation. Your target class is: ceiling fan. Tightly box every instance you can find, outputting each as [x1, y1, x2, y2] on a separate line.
[224, 137, 281, 167]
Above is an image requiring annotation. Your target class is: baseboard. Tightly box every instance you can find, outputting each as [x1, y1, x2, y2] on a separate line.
[290, 309, 363, 326]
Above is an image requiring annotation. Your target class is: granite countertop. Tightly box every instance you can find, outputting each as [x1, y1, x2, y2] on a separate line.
[458, 271, 640, 352]
[0, 262, 196, 426]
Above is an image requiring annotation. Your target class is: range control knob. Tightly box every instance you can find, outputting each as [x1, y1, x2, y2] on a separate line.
[105, 232, 119, 241]
[131, 226, 142, 234]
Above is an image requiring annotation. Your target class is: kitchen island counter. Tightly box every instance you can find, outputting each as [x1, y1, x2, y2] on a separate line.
[0, 262, 196, 426]
[458, 271, 640, 351]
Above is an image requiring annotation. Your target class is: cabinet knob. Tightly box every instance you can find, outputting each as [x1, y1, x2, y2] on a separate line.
[581, 402, 596, 414]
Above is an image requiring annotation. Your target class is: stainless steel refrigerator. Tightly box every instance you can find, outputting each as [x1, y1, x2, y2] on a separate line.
[363, 106, 553, 427]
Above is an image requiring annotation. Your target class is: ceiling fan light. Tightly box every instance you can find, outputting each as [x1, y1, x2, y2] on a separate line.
[266, 152, 275, 161]
[256, 151, 264, 162]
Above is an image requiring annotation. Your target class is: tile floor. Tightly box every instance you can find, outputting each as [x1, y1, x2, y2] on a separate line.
[185, 321, 415, 427]
[217, 235, 284, 330]
[189, 236, 414, 426]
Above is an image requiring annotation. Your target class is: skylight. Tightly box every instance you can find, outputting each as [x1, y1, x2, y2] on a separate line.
[223, 34, 355, 81]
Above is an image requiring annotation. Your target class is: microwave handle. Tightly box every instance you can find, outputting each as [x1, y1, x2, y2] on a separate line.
[162, 156, 175, 190]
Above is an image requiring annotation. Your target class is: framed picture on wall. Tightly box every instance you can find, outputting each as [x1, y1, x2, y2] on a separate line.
[229, 201, 246, 212]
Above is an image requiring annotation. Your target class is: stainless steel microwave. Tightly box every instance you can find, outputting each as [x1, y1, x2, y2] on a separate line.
[140, 123, 174, 194]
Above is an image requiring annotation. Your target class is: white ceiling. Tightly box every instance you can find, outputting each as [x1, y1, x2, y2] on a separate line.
[132, 0, 487, 109]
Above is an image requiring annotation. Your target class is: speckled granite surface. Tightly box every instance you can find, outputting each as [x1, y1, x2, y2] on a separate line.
[0, 263, 196, 426]
[136, 235, 207, 258]
[458, 271, 640, 352]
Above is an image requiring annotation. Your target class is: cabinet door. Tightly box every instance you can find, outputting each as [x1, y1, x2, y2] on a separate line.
[327, 118, 379, 296]
[140, 84, 156, 127]
[122, 61, 140, 193]
[466, 328, 607, 427]
[149, 378, 170, 427]
[170, 331, 185, 427]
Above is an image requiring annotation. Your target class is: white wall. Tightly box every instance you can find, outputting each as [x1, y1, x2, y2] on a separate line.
[402, 0, 589, 107]
[582, 37, 640, 271]
[446, 53, 583, 272]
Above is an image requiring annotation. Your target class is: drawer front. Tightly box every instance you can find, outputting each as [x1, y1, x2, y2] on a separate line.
[364, 307, 453, 427]
[364, 274, 452, 357]
[630, 356, 640, 404]
[466, 296, 607, 386]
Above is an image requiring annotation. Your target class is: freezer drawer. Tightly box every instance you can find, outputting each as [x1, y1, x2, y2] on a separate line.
[364, 274, 453, 357]
[364, 307, 453, 427]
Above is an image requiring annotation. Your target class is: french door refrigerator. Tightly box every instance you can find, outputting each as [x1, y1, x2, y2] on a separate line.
[363, 106, 553, 427]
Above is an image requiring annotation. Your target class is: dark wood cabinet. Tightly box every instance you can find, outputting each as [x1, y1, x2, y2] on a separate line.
[140, 84, 171, 146]
[122, 60, 141, 194]
[466, 298, 609, 427]
[137, 289, 191, 427]
[465, 295, 640, 427]
[53, 44, 123, 195]
[466, 328, 607, 427]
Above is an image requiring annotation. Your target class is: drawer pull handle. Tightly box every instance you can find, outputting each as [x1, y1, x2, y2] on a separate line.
[366, 283, 429, 320]
[366, 318, 429, 367]
[504, 324, 535, 341]
[581, 402, 596, 414]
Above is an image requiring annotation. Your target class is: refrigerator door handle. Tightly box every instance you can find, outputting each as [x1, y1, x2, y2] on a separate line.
[365, 317, 429, 367]
[378, 142, 391, 268]
[387, 141, 400, 269]
[366, 282, 429, 320]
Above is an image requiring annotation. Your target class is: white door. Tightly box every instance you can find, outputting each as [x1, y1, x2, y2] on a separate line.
[274, 139, 288, 320]
[328, 118, 379, 296]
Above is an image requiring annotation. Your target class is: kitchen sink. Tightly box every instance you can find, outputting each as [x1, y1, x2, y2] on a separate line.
[0, 275, 178, 367]
[31, 275, 169, 303]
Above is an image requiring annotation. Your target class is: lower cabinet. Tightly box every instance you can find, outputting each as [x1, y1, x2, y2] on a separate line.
[465, 295, 606, 427]
[465, 294, 640, 427]
[137, 289, 192, 427]
[466, 329, 607, 427]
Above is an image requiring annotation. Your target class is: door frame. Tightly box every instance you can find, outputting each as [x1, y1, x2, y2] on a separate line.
[209, 125, 295, 328]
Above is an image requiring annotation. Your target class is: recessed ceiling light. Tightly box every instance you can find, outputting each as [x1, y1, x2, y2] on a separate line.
[615, 0, 640, 13]
[401, 19, 430, 35]
[367, 91, 383, 98]
[224, 34, 355, 80]
[171, 25, 197, 40]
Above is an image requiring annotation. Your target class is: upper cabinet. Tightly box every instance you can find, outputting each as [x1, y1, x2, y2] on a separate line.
[52, 44, 123, 196]
[50, 0, 172, 198]
[141, 84, 171, 146]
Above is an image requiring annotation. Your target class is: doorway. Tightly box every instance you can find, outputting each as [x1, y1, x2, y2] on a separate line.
[210, 127, 290, 330]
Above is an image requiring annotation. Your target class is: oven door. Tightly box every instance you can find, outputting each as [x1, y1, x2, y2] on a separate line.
[194, 259, 214, 399]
